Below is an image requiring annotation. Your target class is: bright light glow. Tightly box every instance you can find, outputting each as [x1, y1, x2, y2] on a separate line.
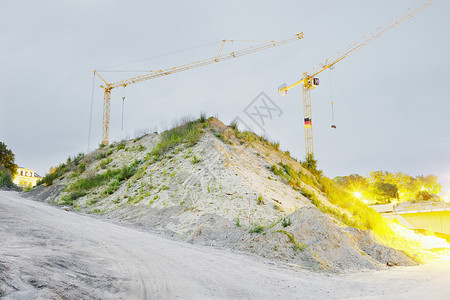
[443, 190, 450, 203]
[353, 191, 362, 198]
[380, 223, 450, 262]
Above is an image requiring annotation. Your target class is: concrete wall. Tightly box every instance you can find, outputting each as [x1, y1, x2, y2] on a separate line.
[400, 211, 450, 236]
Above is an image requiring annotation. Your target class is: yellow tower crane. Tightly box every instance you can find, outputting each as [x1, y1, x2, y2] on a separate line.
[278, 0, 437, 157]
[95, 33, 304, 145]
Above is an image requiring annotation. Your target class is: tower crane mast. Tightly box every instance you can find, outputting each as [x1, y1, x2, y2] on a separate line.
[95, 32, 304, 145]
[278, 0, 438, 157]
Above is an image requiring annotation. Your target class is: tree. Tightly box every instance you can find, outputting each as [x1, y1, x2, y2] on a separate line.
[301, 154, 323, 178]
[371, 182, 399, 204]
[340, 174, 369, 191]
[0, 142, 17, 176]
[415, 175, 442, 195]
[415, 190, 435, 201]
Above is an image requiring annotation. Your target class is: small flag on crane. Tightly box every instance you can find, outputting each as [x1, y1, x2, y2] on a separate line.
[304, 118, 312, 128]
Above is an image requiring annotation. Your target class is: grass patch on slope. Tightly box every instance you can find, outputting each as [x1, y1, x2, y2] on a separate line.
[231, 124, 281, 152]
[38, 153, 85, 186]
[270, 162, 320, 190]
[319, 177, 384, 231]
[277, 230, 307, 252]
[269, 157, 385, 232]
[147, 116, 208, 161]
[60, 160, 140, 206]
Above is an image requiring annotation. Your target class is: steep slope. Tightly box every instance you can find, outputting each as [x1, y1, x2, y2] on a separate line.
[28, 117, 421, 272]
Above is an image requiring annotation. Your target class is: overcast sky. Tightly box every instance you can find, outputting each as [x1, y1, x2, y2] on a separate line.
[1, 0, 449, 192]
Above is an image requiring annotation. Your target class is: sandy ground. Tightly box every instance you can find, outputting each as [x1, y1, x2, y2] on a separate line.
[1, 191, 450, 299]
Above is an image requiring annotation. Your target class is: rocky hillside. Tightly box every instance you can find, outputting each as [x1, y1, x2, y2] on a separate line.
[28, 117, 440, 272]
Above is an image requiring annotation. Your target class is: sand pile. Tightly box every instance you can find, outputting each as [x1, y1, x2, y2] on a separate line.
[27, 117, 418, 272]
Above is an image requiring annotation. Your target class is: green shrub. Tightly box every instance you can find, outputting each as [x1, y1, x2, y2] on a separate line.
[257, 195, 265, 205]
[134, 195, 144, 204]
[213, 131, 227, 143]
[60, 190, 87, 206]
[159, 185, 169, 191]
[191, 154, 201, 164]
[282, 217, 291, 227]
[301, 154, 323, 178]
[234, 214, 242, 227]
[0, 167, 13, 188]
[41, 172, 58, 186]
[105, 178, 120, 195]
[86, 198, 100, 205]
[249, 224, 265, 234]
[73, 153, 84, 165]
[200, 112, 207, 123]
[100, 158, 112, 169]
[135, 167, 146, 180]
[117, 140, 126, 150]
[96, 152, 106, 160]
[301, 188, 314, 199]
[78, 163, 86, 173]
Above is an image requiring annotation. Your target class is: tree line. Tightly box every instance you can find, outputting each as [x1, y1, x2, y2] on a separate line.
[0, 142, 18, 188]
[335, 171, 442, 204]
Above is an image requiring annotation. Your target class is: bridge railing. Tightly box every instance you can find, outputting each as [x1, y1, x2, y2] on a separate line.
[394, 201, 449, 214]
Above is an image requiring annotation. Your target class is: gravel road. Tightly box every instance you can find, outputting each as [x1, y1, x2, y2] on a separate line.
[1, 191, 449, 299]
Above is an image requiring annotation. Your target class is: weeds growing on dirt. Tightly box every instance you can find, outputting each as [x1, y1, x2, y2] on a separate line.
[278, 230, 306, 252]
[38, 153, 85, 186]
[257, 195, 265, 205]
[249, 224, 265, 234]
[282, 217, 291, 227]
[234, 216, 241, 227]
[148, 117, 207, 161]
[191, 154, 201, 164]
[60, 160, 140, 206]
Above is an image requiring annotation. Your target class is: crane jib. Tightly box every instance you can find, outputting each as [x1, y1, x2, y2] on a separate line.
[96, 32, 305, 145]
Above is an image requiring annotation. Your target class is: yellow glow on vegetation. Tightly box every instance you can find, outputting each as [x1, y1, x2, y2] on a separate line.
[375, 221, 450, 262]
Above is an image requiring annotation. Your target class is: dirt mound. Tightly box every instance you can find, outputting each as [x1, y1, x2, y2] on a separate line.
[346, 227, 418, 267]
[23, 183, 64, 202]
[26, 117, 422, 272]
[237, 207, 412, 272]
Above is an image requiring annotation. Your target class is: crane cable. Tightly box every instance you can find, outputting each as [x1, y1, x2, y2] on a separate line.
[329, 70, 336, 129]
[87, 72, 95, 152]
[97, 40, 221, 71]
[121, 87, 126, 131]
[331, 101, 335, 126]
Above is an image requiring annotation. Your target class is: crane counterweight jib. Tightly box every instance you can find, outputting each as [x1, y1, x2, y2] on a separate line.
[278, 83, 287, 96]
